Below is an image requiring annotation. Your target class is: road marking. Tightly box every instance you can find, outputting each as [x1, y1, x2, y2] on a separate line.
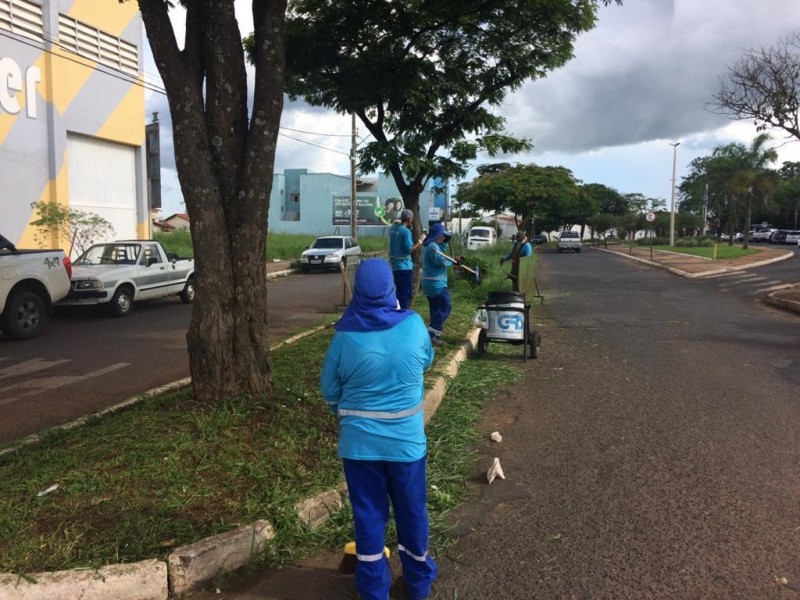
[702, 271, 750, 279]
[0, 358, 71, 380]
[0, 363, 130, 406]
[718, 276, 768, 287]
[748, 282, 788, 294]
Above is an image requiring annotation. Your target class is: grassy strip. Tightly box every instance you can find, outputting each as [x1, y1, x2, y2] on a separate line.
[154, 230, 391, 263]
[650, 244, 759, 259]
[0, 241, 529, 574]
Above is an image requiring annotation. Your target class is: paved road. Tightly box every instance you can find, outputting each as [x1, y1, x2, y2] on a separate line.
[433, 247, 800, 599]
[694, 244, 799, 299]
[189, 246, 800, 600]
[0, 270, 345, 445]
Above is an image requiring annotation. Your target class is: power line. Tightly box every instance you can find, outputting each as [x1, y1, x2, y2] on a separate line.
[279, 132, 350, 156]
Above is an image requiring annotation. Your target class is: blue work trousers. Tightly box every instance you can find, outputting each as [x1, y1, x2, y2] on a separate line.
[425, 288, 451, 339]
[343, 457, 437, 600]
[393, 269, 413, 310]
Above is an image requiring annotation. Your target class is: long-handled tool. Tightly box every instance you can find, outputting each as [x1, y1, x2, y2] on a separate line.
[432, 247, 481, 285]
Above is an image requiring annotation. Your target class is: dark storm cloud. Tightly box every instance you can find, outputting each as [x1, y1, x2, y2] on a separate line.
[504, 0, 800, 154]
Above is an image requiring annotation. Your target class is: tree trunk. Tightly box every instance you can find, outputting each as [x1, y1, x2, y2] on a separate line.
[742, 193, 752, 250]
[139, 0, 286, 403]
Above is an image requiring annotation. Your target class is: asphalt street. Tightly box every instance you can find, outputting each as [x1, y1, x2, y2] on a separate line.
[434, 247, 800, 599]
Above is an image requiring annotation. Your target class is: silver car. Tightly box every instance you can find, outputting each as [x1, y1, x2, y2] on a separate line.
[300, 236, 361, 273]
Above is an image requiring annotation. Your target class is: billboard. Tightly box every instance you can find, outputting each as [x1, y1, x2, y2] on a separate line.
[332, 195, 404, 227]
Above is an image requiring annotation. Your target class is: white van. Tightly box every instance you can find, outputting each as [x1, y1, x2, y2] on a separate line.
[466, 226, 497, 250]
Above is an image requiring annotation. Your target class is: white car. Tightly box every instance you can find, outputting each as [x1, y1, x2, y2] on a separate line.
[784, 230, 800, 245]
[300, 236, 361, 273]
[557, 231, 582, 253]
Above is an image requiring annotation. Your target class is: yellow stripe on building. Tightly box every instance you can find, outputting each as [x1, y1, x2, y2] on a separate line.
[67, 0, 141, 38]
[49, 47, 95, 115]
[96, 78, 146, 146]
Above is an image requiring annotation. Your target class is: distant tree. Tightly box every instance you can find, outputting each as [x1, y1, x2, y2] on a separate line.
[711, 33, 800, 142]
[774, 161, 800, 228]
[131, 0, 287, 403]
[456, 164, 582, 238]
[587, 212, 617, 242]
[582, 183, 627, 216]
[30, 201, 114, 258]
[279, 0, 623, 290]
[726, 134, 780, 248]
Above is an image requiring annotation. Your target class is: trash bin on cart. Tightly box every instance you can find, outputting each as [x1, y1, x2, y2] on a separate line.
[475, 291, 541, 361]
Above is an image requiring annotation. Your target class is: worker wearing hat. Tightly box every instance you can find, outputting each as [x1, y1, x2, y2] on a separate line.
[421, 223, 455, 345]
[389, 208, 423, 309]
[321, 259, 438, 600]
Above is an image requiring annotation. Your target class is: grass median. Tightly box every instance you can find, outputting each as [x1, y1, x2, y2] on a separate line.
[0, 240, 531, 575]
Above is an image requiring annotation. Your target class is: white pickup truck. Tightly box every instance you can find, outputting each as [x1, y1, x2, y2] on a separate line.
[58, 240, 195, 317]
[0, 233, 72, 340]
[557, 230, 582, 253]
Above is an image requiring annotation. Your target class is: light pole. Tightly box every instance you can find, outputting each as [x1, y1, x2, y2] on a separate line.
[669, 142, 680, 246]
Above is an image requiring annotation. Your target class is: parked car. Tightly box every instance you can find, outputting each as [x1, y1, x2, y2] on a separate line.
[784, 230, 800, 245]
[300, 235, 361, 273]
[0, 233, 72, 340]
[58, 240, 194, 317]
[557, 231, 582, 253]
[531, 234, 548, 245]
[768, 229, 788, 244]
[751, 226, 777, 242]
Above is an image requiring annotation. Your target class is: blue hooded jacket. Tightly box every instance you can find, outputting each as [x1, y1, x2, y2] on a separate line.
[321, 259, 434, 461]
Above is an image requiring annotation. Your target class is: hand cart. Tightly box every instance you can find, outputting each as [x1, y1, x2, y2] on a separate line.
[475, 291, 541, 362]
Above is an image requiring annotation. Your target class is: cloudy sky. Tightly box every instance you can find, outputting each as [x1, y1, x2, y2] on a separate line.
[144, 0, 800, 217]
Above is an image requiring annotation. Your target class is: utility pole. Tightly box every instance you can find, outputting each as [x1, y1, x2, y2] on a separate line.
[350, 113, 357, 240]
[669, 142, 680, 246]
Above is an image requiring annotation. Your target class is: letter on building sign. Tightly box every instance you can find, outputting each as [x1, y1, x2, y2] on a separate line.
[0, 57, 40, 119]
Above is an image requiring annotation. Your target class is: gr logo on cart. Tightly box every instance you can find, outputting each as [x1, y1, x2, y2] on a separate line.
[498, 314, 523, 330]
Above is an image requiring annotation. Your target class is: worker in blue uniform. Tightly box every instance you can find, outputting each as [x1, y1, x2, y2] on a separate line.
[389, 208, 423, 309]
[321, 259, 437, 600]
[500, 232, 532, 292]
[421, 223, 455, 345]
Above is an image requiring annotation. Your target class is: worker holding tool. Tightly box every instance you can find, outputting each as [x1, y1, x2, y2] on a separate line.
[321, 259, 437, 600]
[421, 223, 457, 345]
[500, 231, 532, 292]
[389, 208, 423, 309]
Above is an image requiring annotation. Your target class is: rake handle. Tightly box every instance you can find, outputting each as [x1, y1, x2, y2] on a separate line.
[431, 247, 477, 275]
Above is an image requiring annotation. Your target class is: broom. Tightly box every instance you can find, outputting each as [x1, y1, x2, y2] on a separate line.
[338, 541, 392, 575]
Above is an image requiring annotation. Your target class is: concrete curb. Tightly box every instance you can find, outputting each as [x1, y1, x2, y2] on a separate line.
[1, 325, 481, 599]
[594, 246, 794, 279]
[0, 559, 168, 600]
[764, 285, 800, 315]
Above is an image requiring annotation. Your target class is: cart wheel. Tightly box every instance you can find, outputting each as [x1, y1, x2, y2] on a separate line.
[529, 330, 541, 359]
[477, 329, 489, 355]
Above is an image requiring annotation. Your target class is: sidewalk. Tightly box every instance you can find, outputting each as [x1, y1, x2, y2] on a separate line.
[596, 243, 800, 315]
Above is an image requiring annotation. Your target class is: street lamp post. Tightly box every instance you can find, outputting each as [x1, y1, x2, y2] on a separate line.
[669, 142, 681, 246]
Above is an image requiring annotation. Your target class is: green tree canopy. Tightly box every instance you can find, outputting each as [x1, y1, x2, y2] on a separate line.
[456, 163, 582, 236]
[281, 0, 622, 227]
